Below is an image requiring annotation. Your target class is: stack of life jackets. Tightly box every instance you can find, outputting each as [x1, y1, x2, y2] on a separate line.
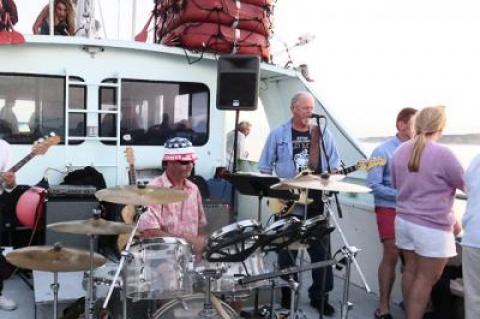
[155, 0, 273, 62]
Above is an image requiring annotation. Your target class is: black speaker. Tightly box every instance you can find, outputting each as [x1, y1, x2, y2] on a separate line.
[216, 55, 260, 110]
[45, 197, 99, 249]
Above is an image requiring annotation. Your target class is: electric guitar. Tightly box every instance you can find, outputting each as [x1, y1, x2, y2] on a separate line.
[269, 157, 386, 216]
[116, 146, 136, 251]
[1, 133, 61, 181]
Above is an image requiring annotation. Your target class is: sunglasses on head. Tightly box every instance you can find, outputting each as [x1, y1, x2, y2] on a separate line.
[176, 160, 194, 165]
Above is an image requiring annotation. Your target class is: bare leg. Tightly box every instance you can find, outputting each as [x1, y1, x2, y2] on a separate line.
[400, 249, 416, 313]
[377, 239, 399, 314]
[406, 255, 447, 319]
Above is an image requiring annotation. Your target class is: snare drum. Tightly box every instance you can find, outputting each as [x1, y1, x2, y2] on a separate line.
[126, 237, 193, 300]
[301, 215, 333, 243]
[261, 217, 301, 252]
[205, 219, 262, 262]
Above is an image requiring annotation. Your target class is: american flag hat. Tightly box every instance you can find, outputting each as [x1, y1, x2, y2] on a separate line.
[163, 137, 198, 161]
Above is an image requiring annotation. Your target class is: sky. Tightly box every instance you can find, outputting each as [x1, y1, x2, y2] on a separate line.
[13, 0, 480, 139]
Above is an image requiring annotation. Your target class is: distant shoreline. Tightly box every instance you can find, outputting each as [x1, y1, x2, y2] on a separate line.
[360, 133, 480, 145]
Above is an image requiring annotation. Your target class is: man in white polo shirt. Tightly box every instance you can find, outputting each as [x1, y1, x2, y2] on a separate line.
[0, 138, 17, 311]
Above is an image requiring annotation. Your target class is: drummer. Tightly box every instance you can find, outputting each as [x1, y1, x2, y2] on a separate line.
[138, 137, 207, 255]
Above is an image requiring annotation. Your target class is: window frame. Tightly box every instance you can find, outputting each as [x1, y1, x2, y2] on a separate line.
[98, 78, 211, 146]
[0, 72, 87, 145]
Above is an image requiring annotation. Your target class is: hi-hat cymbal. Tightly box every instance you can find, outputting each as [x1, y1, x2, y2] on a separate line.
[6, 245, 106, 272]
[48, 218, 135, 235]
[271, 173, 371, 193]
[95, 185, 188, 206]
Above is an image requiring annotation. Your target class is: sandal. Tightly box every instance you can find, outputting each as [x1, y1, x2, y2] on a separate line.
[374, 309, 393, 319]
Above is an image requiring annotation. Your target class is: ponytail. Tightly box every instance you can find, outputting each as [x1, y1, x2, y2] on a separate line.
[408, 133, 426, 172]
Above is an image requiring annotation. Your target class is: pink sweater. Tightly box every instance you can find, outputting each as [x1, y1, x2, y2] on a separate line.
[391, 140, 465, 231]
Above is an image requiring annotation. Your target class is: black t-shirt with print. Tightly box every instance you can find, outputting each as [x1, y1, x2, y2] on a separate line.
[291, 128, 311, 173]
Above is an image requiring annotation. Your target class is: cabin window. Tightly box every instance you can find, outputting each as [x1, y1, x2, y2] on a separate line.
[99, 79, 209, 146]
[0, 74, 86, 144]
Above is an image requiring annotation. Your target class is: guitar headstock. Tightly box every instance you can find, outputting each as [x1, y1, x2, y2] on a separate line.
[356, 157, 387, 171]
[31, 133, 61, 156]
[125, 146, 135, 166]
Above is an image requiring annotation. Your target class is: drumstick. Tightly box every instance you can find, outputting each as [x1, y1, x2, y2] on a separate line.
[210, 293, 231, 319]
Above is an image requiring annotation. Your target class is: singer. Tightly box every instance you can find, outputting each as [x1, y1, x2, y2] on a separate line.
[258, 91, 341, 315]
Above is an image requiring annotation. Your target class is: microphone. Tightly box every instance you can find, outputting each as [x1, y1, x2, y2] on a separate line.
[310, 113, 326, 119]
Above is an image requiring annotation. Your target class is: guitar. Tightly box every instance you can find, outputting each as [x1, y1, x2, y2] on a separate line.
[1, 133, 61, 180]
[116, 146, 136, 251]
[269, 157, 386, 216]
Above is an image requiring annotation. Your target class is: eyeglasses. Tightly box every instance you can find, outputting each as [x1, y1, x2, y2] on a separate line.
[177, 161, 194, 166]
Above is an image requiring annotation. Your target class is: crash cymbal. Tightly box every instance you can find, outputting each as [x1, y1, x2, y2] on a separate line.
[95, 185, 188, 206]
[48, 218, 135, 235]
[271, 173, 371, 193]
[6, 245, 106, 272]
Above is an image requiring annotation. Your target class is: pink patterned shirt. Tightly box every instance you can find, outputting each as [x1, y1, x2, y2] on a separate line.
[138, 173, 207, 238]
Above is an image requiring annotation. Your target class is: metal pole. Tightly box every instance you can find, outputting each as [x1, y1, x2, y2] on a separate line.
[131, 0, 137, 40]
[87, 235, 95, 319]
[49, 0, 54, 35]
[52, 272, 59, 319]
[341, 249, 353, 319]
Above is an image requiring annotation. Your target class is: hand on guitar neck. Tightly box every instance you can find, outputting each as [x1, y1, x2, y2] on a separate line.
[0, 171, 16, 189]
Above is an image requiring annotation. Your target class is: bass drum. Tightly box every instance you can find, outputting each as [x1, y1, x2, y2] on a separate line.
[152, 294, 238, 319]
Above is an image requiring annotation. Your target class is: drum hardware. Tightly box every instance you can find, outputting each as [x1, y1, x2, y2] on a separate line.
[260, 217, 302, 252]
[47, 208, 136, 319]
[6, 242, 106, 319]
[268, 172, 372, 319]
[94, 184, 188, 316]
[205, 219, 262, 263]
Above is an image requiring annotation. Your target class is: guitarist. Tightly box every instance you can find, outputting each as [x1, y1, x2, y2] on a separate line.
[258, 92, 341, 316]
[366, 107, 417, 319]
[0, 138, 17, 311]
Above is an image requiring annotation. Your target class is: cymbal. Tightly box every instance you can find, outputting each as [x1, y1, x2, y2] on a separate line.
[271, 173, 371, 193]
[95, 185, 188, 206]
[6, 245, 106, 272]
[48, 217, 135, 235]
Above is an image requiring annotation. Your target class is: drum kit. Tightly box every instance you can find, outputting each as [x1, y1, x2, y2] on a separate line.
[5, 172, 371, 319]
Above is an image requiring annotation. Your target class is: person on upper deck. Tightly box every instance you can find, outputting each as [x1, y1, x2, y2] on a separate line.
[226, 120, 252, 171]
[0, 138, 17, 312]
[138, 137, 207, 255]
[391, 106, 464, 319]
[367, 107, 417, 319]
[258, 91, 341, 316]
[461, 153, 480, 319]
[32, 0, 75, 36]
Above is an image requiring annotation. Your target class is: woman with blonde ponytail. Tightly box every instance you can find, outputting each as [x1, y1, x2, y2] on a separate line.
[391, 106, 465, 319]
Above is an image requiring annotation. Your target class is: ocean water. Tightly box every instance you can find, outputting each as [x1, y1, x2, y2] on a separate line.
[361, 142, 479, 168]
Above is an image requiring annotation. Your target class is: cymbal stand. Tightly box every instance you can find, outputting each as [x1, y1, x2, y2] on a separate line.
[86, 210, 100, 319]
[51, 271, 59, 319]
[293, 188, 309, 319]
[323, 194, 370, 319]
[102, 205, 144, 315]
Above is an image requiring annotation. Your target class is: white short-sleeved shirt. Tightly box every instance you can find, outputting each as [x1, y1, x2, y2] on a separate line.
[462, 154, 480, 248]
[0, 139, 11, 193]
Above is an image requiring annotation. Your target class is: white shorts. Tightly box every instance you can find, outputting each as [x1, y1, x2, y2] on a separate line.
[395, 217, 457, 258]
